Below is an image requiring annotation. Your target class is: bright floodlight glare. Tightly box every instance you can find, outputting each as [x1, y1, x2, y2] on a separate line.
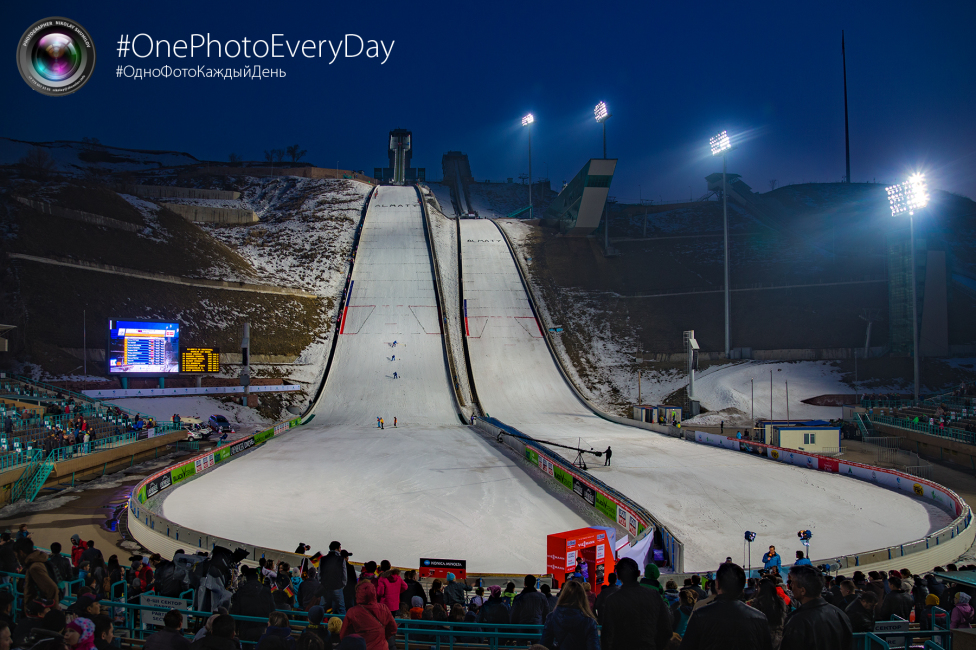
[594, 101, 610, 123]
[710, 130, 731, 156]
[887, 173, 930, 216]
[521, 113, 534, 126]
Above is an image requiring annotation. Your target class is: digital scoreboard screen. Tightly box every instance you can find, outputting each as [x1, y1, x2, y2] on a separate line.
[107, 320, 180, 374]
[180, 347, 220, 373]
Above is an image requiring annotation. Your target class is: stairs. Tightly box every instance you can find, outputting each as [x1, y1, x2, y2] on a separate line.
[11, 450, 54, 503]
[855, 412, 874, 438]
[506, 205, 531, 219]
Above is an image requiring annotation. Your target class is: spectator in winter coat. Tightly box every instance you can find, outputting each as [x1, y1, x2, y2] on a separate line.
[400, 571, 426, 611]
[510, 576, 551, 626]
[781, 566, 853, 650]
[48, 543, 72, 586]
[952, 592, 975, 629]
[601, 558, 672, 650]
[130, 556, 154, 593]
[748, 578, 786, 649]
[428, 580, 445, 607]
[297, 568, 322, 611]
[258, 613, 296, 650]
[358, 563, 377, 586]
[540, 584, 558, 611]
[230, 567, 275, 642]
[341, 552, 357, 617]
[540, 581, 600, 650]
[922, 595, 947, 630]
[926, 574, 947, 600]
[339, 582, 396, 650]
[680, 562, 772, 650]
[476, 586, 511, 626]
[20, 544, 60, 610]
[500, 582, 517, 606]
[80, 542, 103, 567]
[188, 615, 238, 650]
[408, 597, 424, 620]
[594, 576, 622, 625]
[375, 569, 407, 613]
[670, 589, 696, 637]
[319, 544, 348, 615]
[443, 573, 472, 608]
[877, 576, 914, 621]
[144, 610, 190, 650]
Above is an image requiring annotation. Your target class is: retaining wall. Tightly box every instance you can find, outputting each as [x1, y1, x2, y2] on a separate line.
[14, 196, 143, 232]
[163, 204, 259, 224]
[118, 185, 240, 200]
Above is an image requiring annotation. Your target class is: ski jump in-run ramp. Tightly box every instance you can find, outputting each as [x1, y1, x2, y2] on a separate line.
[160, 186, 598, 573]
[460, 218, 952, 572]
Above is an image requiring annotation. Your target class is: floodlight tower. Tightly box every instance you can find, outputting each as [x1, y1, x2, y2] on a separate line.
[710, 130, 733, 356]
[886, 173, 930, 401]
[594, 101, 611, 159]
[522, 113, 534, 219]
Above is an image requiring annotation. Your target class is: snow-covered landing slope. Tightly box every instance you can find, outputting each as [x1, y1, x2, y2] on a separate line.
[461, 218, 950, 572]
[161, 187, 595, 572]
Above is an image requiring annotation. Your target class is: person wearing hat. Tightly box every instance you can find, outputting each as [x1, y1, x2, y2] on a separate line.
[298, 606, 330, 649]
[443, 573, 471, 608]
[327, 618, 343, 644]
[12, 599, 55, 647]
[953, 592, 975, 629]
[69, 595, 101, 619]
[408, 597, 424, 620]
[130, 556, 154, 593]
[922, 594, 945, 630]
[65, 617, 95, 650]
[477, 585, 511, 626]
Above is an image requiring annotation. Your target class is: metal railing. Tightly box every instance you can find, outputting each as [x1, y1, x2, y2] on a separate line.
[870, 413, 975, 445]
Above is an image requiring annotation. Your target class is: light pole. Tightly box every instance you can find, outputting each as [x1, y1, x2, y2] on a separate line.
[711, 130, 733, 356]
[595, 101, 611, 159]
[886, 173, 930, 401]
[522, 114, 534, 219]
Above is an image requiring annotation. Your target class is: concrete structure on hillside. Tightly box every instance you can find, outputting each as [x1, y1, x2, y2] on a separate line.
[374, 129, 425, 184]
[542, 158, 617, 236]
[163, 204, 258, 224]
[118, 185, 240, 200]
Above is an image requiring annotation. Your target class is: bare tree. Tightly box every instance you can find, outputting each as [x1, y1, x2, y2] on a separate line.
[228, 153, 242, 164]
[769, 179, 778, 191]
[272, 149, 285, 164]
[286, 145, 307, 163]
[18, 147, 57, 180]
[264, 150, 276, 176]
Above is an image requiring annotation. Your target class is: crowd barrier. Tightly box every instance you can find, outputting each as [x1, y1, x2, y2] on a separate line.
[689, 430, 975, 573]
[473, 416, 684, 572]
[129, 417, 305, 565]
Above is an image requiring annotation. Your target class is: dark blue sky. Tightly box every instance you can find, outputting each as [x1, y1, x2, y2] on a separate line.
[3, 0, 975, 201]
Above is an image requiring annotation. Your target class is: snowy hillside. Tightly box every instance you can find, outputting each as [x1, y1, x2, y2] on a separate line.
[0, 137, 198, 174]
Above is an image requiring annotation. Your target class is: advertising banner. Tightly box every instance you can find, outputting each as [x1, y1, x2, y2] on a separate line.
[229, 437, 256, 456]
[419, 558, 467, 580]
[170, 462, 195, 485]
[84, 384, 301, 399]
[194, 453, 215, 473]
[573, 477, 596, 506]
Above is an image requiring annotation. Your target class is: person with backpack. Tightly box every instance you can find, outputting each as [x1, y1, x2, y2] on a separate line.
[130, 556, 154, 592]
[70, 536, 86, 568]
[15, 539, 60, 610]
[48, 543, 73, 588]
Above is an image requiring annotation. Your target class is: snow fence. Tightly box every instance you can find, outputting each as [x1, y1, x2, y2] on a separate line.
[690, 430, 976, 574]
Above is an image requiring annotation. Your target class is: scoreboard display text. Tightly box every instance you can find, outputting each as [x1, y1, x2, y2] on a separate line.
[180, 347, 220, 373]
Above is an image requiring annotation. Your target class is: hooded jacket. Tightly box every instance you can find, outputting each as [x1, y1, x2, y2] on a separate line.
[952, 593, 974, 629]
[375, 574, 407, 613]
[24, 550, 59, 606]
[540, 607, 600, 650]
[340, 582, 397, 650]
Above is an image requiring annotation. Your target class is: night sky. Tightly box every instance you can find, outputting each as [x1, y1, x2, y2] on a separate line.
[3, 0, 975, 201]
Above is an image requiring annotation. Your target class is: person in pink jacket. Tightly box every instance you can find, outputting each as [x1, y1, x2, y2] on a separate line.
[375, 568, 408, 614]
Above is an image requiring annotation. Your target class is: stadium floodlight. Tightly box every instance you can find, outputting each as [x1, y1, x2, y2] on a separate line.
[594, 101, 611, 159]
[886, 173, 929, 401]
[710, 130, 733, 356]
[887, 173, 929, 216]
[710, 130, 731, 156]
[522, 114, 534, 219]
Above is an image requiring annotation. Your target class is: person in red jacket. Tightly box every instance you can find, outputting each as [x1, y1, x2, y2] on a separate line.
[130, 555, 154, 592]
[340, 581, 397, 650]
[375, 569, 407, 614]
[70, 535, 86, 568]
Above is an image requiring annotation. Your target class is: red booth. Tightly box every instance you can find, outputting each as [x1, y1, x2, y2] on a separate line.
[546, 527, 616, 594]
